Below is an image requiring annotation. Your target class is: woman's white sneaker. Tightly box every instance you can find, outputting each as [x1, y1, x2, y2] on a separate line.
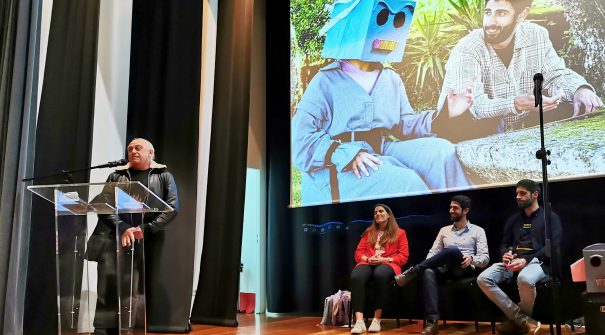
[368, 318, 381, 332]
[351, 319, 367, 334]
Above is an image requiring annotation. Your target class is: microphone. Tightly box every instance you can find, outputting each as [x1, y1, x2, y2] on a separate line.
[103, 158, 128, 168]
[533, 73, 543, 107]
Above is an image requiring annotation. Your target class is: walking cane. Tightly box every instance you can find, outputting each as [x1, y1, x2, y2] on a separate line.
[127, 239, 136, 329]
[70, 235, 79, 329]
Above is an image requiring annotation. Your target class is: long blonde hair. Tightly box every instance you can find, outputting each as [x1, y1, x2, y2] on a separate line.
[365, 204, 400, 245]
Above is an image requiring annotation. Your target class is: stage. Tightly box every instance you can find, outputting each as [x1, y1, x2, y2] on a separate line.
[152, 314, 579, 334]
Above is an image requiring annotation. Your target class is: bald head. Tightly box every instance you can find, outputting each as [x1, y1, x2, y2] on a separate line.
[127, 138, 155, 170]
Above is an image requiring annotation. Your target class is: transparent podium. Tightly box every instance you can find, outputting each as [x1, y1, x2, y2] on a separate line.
[28, 181, 174, 335]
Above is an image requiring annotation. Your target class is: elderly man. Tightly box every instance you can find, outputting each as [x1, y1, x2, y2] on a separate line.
[87, 138, 179, 335]
[437, 0, 603, 136]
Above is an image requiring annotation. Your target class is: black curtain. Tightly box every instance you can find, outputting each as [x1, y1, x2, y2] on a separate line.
[0, 0, 39, 331]
[127, 0, 201, 332]
[190, 0, 254, 327]
[23, 0, 100, 333]
[0, 0, 20, 329]
[265, 0, 295, 312]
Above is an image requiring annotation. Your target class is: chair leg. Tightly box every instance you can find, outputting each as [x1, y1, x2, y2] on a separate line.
[491, 321, 496, 334]
[475, 320, 479, 332]
[396, 318, 400, 328]
[549, 323, 554, 335]
[348, 299, 352, 328]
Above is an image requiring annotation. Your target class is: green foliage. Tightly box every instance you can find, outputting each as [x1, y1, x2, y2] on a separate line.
[402, 11, 457, 89]
[395, 0, 484, 108]
[291, 165, 302, 207]
[548, 111, 605, 150]
[446, 0, 484, 34]
[290, 0, 331, 65]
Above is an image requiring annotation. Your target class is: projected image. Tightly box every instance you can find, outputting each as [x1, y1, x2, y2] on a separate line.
[290, 0, 605, 207]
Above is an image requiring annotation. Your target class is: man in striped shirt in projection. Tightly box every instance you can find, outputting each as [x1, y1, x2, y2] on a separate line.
[436, 0, 602, 137]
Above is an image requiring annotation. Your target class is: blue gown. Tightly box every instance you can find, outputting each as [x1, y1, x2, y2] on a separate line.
[292, 61, 470, 205]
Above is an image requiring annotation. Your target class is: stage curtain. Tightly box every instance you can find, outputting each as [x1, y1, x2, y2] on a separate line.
[23, 0, 100, 333]
[190, 0, 254, 327]
[0, 0, 41, 332]
[126, 0, 202, 331]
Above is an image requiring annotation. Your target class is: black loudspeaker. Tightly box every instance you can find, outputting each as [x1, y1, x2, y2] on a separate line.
[583, 292, 605, 334]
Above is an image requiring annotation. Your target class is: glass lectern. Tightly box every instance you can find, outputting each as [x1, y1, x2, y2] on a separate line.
[28, 181, 174, 335]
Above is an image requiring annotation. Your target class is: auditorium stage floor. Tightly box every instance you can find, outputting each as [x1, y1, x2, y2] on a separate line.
[151, 314, 571, 334]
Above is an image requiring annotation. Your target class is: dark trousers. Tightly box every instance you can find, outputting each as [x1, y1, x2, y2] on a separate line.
[93, 240, 144, 334]
[417, 247, 476, 320]
[350, 264, 395, 313]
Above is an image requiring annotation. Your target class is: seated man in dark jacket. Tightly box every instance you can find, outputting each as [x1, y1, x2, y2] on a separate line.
[477, 179, 561, 335]
[87, 138, 179, 335]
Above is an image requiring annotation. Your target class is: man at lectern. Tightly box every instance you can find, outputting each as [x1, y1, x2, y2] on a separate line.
[86, 138, 179, 335]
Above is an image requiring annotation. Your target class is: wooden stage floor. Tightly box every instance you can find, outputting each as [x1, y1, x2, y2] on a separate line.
[150, 314, 576, 334]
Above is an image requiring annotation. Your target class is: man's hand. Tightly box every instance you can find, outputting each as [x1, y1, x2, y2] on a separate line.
[505, 257, 527, 272]
[121, 227, 143, 247]
[350, 152, 383, 179]
[573, 87, 604, 116]
[460, 255, 473, 268]
[514, 91, 563, 113]
[502, 251, 516, 265]
[447, 87, 474, 118]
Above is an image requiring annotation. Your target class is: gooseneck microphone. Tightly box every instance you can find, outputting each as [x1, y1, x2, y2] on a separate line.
[533, 73, 543, 107]
[105, 158, 128, 167]
[22, 158, 128, 182]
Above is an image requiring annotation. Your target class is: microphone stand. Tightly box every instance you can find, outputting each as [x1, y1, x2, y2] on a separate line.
[22, 160, 127, 183]
[534, 79, 561, 335]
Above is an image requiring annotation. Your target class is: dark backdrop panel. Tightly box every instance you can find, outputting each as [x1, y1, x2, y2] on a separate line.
[128, 0, 201, 332]
[23, 0, 100, 333]
[190, 0, 254, 327]
[267, 0, 604, 314]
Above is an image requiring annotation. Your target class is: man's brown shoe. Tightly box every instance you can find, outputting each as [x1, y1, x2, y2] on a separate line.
[523, 318, 541, 334]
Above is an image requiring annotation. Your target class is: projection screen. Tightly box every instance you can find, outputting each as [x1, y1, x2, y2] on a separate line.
[290, 0, 605, 208]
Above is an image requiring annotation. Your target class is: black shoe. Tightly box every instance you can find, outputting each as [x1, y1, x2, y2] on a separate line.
[421, 319, 439, 335]
[496, 320, 523, 335]
[394, 267, 417, 287]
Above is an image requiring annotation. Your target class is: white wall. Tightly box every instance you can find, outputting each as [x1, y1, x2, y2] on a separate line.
[81, 0, 133, 331]
[192, 0, 219, 309]
[242, 0, 267, 313]
[240, 168, 261, 295]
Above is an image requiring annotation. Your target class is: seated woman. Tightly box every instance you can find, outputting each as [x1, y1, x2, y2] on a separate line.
[350, 204, 409, 333]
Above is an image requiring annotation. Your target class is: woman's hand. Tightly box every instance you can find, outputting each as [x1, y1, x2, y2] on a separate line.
[350, 152, 383, 179]
[367, 256, 389, 265]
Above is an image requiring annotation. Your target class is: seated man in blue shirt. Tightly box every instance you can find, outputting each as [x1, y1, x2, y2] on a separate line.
[394, 195, 489, 335]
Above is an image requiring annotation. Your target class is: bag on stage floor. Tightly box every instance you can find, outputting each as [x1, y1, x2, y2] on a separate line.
[320, 290, 350, 326]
